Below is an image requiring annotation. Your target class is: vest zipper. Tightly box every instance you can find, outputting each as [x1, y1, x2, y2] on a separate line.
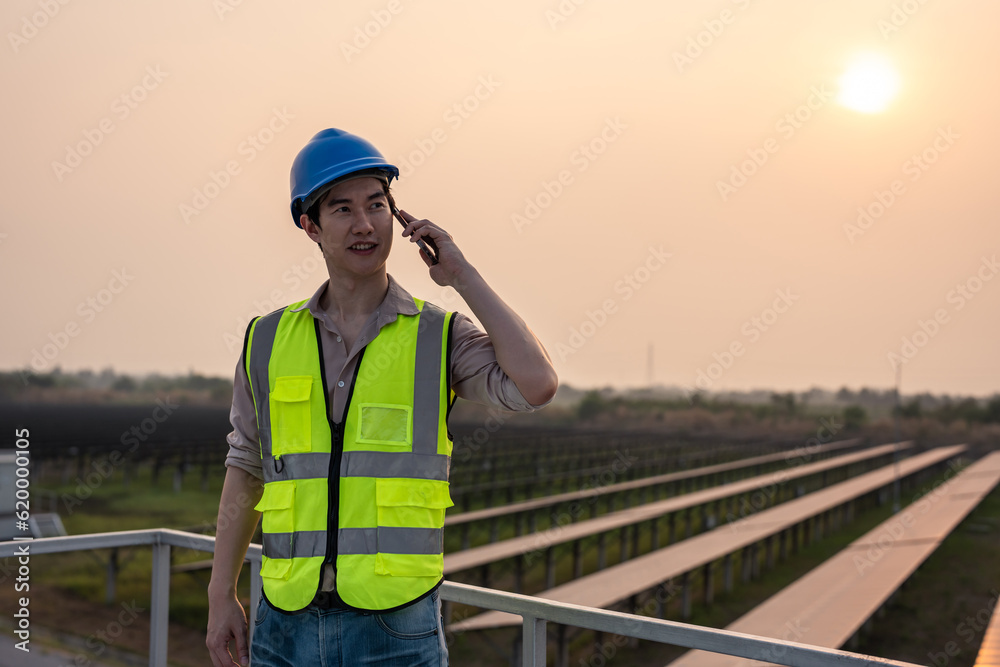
[314, 318, 365, 600]
[325, 421, 342, 570]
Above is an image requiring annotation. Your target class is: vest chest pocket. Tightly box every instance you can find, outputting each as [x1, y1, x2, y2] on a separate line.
[357, 403, 412, 447]
[270, 376, 314, 456]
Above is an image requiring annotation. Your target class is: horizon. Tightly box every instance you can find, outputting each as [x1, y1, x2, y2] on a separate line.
[5, 366, 998, 402]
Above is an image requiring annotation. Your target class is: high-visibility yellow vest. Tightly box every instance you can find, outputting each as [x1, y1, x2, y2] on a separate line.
[245, 296, 455, 612]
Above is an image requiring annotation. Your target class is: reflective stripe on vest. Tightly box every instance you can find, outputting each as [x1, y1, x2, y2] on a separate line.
[246, 297, 454, 612]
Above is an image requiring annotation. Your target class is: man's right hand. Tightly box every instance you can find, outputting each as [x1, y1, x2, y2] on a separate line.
[207, 593, 250, 667]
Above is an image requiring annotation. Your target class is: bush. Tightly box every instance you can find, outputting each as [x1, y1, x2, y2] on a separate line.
[843, 404, 868, 429]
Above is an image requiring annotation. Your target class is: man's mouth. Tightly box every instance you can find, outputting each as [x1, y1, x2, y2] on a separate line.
[349, 242, 378, 254]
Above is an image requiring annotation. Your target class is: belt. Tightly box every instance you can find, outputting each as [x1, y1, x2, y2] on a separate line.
[307, 590, 350, 611]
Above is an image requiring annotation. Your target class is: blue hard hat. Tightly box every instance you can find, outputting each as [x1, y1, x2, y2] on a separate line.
[289, 128, 399, 228]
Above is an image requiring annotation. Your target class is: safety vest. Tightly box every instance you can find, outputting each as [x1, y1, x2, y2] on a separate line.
[245, 296, 455, 612]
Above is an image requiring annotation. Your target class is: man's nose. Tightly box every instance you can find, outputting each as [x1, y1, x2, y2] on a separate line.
[352, 210, 376, 234]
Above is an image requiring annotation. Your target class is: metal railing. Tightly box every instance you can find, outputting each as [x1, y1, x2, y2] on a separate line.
[0, 529, 921, 667]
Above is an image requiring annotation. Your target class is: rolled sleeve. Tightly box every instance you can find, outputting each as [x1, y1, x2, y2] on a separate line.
[449, 312, 554, 413]
[224, 354, 264, 480]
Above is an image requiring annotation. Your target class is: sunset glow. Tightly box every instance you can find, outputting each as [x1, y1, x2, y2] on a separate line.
[838, 54, 901, 113]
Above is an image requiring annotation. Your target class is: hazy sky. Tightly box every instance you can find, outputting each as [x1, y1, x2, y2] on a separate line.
[2, 0, 998, 397]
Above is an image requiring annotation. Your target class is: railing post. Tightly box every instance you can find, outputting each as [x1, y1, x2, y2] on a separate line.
[150, 541, 171, 667]
[522, 614, 546, 667]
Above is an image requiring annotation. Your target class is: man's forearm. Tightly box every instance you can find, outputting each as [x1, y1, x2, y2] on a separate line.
[454, 267, 558, 406]
[209, 466, 264, 599]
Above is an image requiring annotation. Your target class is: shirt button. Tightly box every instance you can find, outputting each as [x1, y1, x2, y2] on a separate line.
[338, 381, 345, 388]
[336, 335, 342, 342]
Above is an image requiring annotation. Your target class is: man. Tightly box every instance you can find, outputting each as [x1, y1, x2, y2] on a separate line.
[206, 128, 558, 666]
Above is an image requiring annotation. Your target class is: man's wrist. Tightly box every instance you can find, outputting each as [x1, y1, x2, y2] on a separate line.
[451, 264, 484, 297]
[208, 579, 239, 601]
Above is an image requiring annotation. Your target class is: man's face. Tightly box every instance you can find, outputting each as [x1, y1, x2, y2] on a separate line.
[301, 176, 393, 280]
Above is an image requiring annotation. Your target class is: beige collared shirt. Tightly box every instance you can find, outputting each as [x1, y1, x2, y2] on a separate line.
[224, 274, 548, 478]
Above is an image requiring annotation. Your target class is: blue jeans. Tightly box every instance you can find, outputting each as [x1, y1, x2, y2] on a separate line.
[250, 590, 448, 666]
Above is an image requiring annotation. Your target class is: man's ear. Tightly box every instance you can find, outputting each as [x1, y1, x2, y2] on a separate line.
[302, 216, 325, 253]
[301, 213, 319, 237]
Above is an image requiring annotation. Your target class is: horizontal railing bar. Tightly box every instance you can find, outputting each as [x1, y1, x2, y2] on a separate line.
[0, 529, 160, 556]
[0, 529, 921, 667]
[439, 581, 921, 667]
[0, 529, 261, 562]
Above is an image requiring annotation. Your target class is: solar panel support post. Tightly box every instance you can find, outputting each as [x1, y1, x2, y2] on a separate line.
[681, 570, 692, 620]
[555, 623, 568, 667]
[106, 547, 119, 605]
[723, 553, 734, 593]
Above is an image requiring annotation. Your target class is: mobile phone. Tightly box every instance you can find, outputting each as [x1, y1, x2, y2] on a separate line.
[392, 206, 439, 265]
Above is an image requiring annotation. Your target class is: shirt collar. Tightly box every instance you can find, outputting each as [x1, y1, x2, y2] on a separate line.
[289, 274, 420, 330]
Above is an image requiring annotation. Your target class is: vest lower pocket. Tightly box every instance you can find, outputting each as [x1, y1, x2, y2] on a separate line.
[270, 376, 314, 456]
[375, 478, 453, 528]
[255, 480, 296, 536]
[373, 478, 452, 578]
[374, 552, 444, 578]
[259, 557, 293, 581]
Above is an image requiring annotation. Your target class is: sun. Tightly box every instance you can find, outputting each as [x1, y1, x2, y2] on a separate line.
[837, 54, 900, 113]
